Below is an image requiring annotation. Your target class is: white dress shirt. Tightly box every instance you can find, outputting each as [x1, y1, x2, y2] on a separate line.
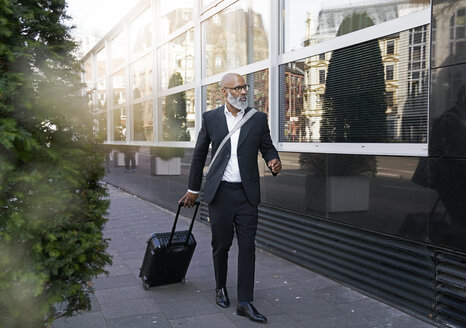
[222, 105, 243, 183]
[188, 105, 243, 194]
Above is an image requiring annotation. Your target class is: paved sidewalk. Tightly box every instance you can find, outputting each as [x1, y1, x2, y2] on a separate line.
[53, 184, 435, 328]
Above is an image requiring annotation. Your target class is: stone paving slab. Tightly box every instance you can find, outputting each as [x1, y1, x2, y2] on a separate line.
[53, 184, 435, 328]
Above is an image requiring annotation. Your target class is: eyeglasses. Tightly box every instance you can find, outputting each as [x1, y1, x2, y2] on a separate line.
[224, 85, 249, 92]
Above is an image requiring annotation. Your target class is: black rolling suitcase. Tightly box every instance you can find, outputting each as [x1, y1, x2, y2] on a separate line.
[139, 201, 200, 290]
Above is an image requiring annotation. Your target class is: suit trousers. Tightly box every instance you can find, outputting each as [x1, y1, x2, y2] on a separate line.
[208, 181, 258, 302]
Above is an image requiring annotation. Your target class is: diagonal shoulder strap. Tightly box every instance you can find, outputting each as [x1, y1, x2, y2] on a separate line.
[203, 108, 257, 177]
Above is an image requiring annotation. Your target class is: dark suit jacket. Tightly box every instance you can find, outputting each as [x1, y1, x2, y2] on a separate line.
[188, 106, 279, 206]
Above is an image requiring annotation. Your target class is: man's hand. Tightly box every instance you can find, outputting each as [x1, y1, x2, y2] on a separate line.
[267, 158, 282, 175]
[179, 191, 199, 207]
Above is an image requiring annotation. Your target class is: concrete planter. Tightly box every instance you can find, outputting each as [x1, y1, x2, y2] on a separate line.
[150, 156, 181, 175]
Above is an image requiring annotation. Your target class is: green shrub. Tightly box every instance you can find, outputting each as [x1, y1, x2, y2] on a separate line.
[0, 1, 111, 327]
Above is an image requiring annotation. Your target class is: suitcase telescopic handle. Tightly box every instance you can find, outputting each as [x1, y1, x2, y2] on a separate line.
[168, 201, 200, 248]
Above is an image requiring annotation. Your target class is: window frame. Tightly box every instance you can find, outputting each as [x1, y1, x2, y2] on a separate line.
[81, 1, 431, 156]
[276, 8, 430, 157]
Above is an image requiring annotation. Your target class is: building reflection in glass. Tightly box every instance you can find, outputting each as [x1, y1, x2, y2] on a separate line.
[110, 32, 126, 71]
[96, 79, 107, 110]
[282, 0, 429, 53]
[160, 0, 193, 38]
[279, 25, 430, 143]
[203, 0, 269, 76]
[133, 101, 153, 142]
[159, 29, 194, 90]
[321, 13, 387, 144]
[96, 47, 106, 80]
[131, 9, 152, 57]
[432, 1, 466, 68]
[111, 69, 126, 107]
[112, 107, 126, 141]
[84, 59, 93, 88]
[97, 111, 107, 142]
[131, 53, 153, 100]
[159, 87, 194, 141]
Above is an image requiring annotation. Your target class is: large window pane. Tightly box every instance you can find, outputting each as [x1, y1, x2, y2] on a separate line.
[96, 79, 107, 110]
[203, 0, 269, 76]
[204, 82, 224, 112]
[96, 111, 107, 141]
[133, 101, 153, 142]
[96, 47, 107, 80]
[279, 26, 430, 143]
[281, 0, 429, 53]
[131, 53, 153, 99]
[160, 0, 193, 38]
[131, 9, 152, 57]
[112, 108, 127, 141]
[201, 0, 216, 8]
[110, 32, 126, 71]
[111, 69, 126, 107]
[248, 69, 269, 114]
[203, 70, 269, 114]
[84, 59, 93, 87]
[159, 89, 195, 141]
[160, 29, 194, 90]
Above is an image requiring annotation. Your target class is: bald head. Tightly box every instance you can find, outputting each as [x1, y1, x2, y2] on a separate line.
[220, 73, 248, 113]
[220, 73, 245, 88]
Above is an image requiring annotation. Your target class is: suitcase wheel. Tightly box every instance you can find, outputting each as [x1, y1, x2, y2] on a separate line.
[141, 278, 150, 290]
[181, 278, 186, 284]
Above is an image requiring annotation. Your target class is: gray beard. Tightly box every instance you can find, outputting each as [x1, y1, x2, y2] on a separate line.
[227, 90, 248, 111]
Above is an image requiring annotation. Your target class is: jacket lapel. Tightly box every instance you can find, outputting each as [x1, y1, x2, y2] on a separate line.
[237, 107, 255, 150]
[214, 105, 230, 152]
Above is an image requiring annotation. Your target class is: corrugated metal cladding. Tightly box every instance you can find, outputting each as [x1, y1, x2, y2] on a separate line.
[436, 252, 466, 327]
[255, 204, 436, 320]
[201, 199, 466, 327]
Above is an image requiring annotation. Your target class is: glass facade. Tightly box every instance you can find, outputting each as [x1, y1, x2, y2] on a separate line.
[81, 0, 466, 254]
[84, 59, 93, 87]
[83, 2, 466, 325]
[160, 0, 193, 38]
[279, 27, 430, 143]
[159, 88, 195, 141]
[131, 54, 153, 99]
[131, 9, 152, 57]
[203, 0, 269, 77]
[159, 29, 194, 90]
[281, 0, 430, 53]
[112, 108, 126, 141]
[110, 31, 126, 72]
[133, 101, 153, 142]
[111, 69, 126, 107]
[84, 0, 431, 152]
[95, 47, 107, 81]
[96, 79, 107, 110]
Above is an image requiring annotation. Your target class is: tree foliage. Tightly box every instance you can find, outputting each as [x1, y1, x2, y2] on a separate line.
[321, 12, 387, 143]
[311, 12, 387, 176]
[0, 1, 111, 326]
[163, 72, 191, 142]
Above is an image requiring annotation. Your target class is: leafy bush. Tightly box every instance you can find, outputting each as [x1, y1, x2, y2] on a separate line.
[150, 146, 185, 160]
[0, 1, 111, 327]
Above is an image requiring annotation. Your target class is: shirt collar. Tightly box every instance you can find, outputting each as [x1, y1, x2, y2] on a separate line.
[224, 104, 244, 118]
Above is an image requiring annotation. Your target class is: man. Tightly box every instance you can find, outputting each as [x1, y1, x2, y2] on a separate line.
[180, 73, 281, 323]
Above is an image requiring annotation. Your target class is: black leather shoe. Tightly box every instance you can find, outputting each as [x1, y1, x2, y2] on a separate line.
[236, 302, 267, 323]
[215, 288, 229, 308]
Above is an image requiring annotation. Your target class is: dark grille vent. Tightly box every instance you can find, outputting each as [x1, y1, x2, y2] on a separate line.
[436, 252, 466, 327]
[256, 204, 436, 319]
